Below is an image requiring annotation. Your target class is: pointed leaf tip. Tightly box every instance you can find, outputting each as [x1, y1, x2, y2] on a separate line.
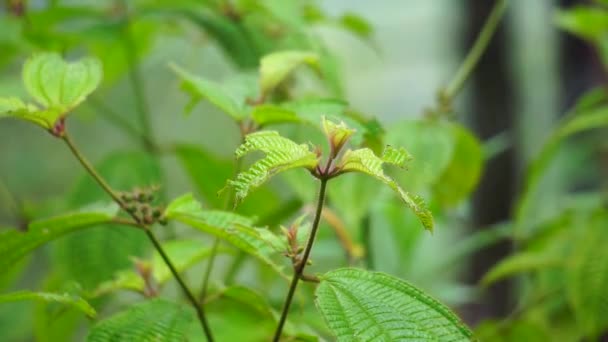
[339, 147, 433, 232]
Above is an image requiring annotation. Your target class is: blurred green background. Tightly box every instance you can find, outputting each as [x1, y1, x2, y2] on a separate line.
[1, 0, 607, 341]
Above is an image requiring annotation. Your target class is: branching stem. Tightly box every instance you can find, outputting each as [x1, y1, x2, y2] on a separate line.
[273, 178, 328, 341]
[62, 131, 214, 342]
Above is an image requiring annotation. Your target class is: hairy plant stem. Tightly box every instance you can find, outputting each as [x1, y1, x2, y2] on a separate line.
[273, 178, 328, 342]
[443, 0, 508, 100]
[62, 131, 214, 342]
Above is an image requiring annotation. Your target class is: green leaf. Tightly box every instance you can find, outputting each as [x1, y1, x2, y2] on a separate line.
[251, 105, 300, 127]
[93, 239, 228, 297]
[315, 268, 473, 341]
[228, 131, 319, 204]
[481, 252, 562, 287]
[88, 299, 192, 341]
[0, 203, 119, 272]
[338, 147, 433, 232]
[23, 52, 102, 110]
[0, 97, 48, 127]
[1, 52, 102, 130]
[385, 120, 454, 192]
[339, 13, 373, 40]
[164, 194, 286, 277]
[259, 50, 319, 96]
[0, 290, 95, 318]
[555, 6, 608, 41]
[567, 214, 608, 337]
[432, 123, 483, 206]
[170, 63, 247, 120]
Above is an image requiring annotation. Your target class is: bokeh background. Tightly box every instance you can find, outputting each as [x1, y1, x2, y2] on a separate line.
[1, 0, 606, 341]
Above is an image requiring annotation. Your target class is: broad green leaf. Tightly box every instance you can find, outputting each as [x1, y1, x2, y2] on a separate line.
[0, 203, 119, 272]
[432, 123, 483, 206]
[228, 131, 319, 204]
[338, 147, 433, 232]
[23, 53, 102, 110]
[385, 120, 454, 192]
[555, 7, 608, 41]
[0, 53, 102, 129]
[339, 13, 373, 40]
[0, 97, 49, 127]
[481, 252, 562, 286]
[164, 194, 287, 277]
[93, 239, 229, 297]
[170, 63, 247, 120]
[315, 268, 473, 341]
[88, 299, 192, 341]
[259, 50, 319, 95]
[174, 144, 233, 208]
[0, 290, 95, 318]
[54, 152, 159, 289]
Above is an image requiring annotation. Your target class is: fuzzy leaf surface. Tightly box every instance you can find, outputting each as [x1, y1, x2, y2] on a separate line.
[315, 268, 473, 341]
[87, 299, 191, 341]
[228, 131, 319, 204]
[164, 194, 286, 277]
[339, 147, 433, 231]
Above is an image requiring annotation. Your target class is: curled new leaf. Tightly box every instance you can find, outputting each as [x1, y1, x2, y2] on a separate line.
[0, 53, 102, 131]
[227, 131, 319, 204]
[323, 117, 355, 158]
[338, 146, 433, 232]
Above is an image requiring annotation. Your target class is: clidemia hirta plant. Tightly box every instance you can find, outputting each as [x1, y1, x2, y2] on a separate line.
[0, 52, 473, 341]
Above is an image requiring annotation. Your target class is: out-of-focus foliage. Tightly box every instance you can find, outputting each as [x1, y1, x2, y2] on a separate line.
[0, 0, 606, 341]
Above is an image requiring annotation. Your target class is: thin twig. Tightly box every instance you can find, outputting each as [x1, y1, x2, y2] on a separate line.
[443, 0, 508, 100]
[273, 178, 328, 341]
[62, 131, 214, 341]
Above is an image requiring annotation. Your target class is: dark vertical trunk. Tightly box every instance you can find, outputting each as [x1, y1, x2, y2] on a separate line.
[465, 0, 515, 323]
